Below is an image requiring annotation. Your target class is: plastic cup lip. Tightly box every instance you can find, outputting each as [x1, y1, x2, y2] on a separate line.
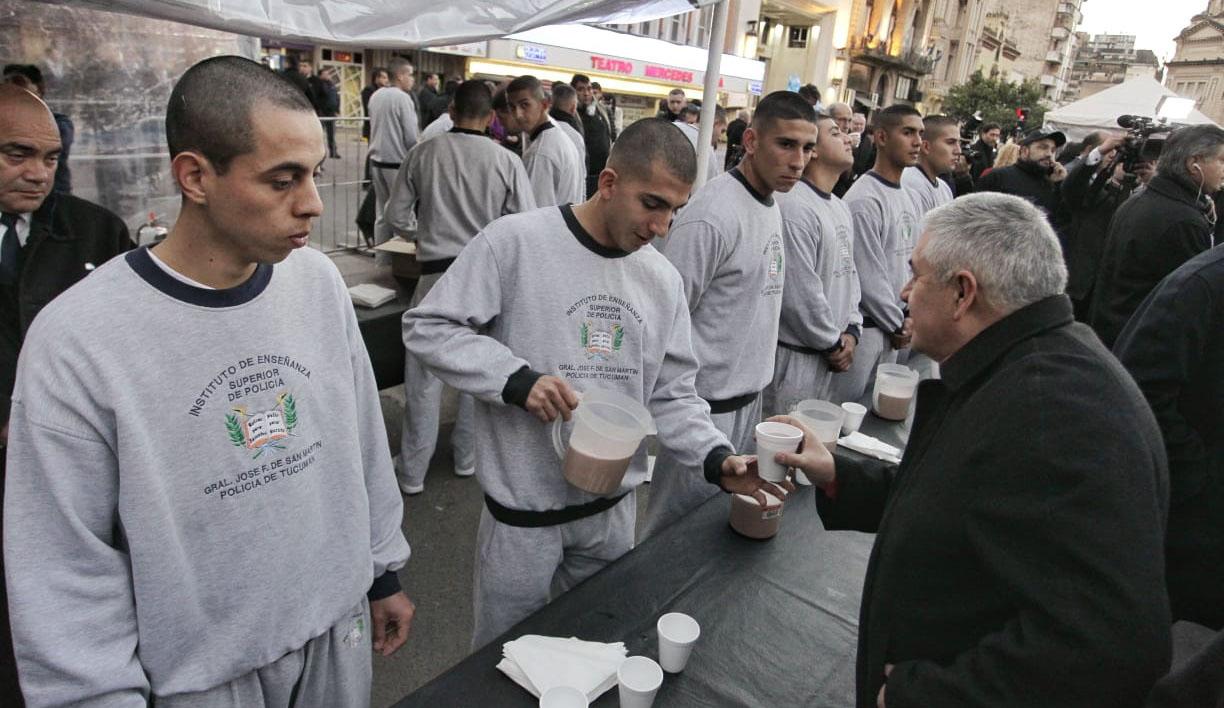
[733, 490, 783, 508]
[657, 612, 701, 644]
[755, 421, 803, 444]
[794, 399, 844, 421]
[618, 656, 664, 692]
[539, 685, 588, 708]
[841, 402, 867, 415]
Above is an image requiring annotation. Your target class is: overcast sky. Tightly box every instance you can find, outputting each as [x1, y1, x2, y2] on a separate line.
[1079, 0, 1207, 61]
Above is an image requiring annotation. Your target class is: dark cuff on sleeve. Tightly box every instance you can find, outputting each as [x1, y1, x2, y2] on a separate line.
[703, 445, 734, 486]
[845, 325, 861, 343]
[501, 365, 543, 409]
[367, 569, 402, 601]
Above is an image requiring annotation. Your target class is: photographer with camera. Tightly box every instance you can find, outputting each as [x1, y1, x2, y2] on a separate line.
[1062, 132, 1155, 320]
[976, 128, 1072, 241]
[1090, 124, 1224, 347]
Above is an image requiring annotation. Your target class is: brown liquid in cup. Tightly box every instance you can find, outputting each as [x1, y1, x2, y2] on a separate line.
[562, 447, 632, 496]
[876, 393, 911, 421]
[729, 494, 784, 539]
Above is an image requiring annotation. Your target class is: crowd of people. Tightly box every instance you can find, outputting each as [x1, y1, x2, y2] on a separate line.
[0, 50, 1221, 708]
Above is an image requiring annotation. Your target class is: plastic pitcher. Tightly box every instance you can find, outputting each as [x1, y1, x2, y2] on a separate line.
[872, 364, 919, 421]
[552, 389, 656, 495]
[791, 399, 844, 451]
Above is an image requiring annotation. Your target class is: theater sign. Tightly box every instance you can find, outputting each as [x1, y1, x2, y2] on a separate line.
[467, 24, 765, 101]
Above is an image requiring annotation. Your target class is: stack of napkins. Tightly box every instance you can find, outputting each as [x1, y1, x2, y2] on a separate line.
[496, 635, 627, 701]
[838, 431, 903, 464]
[348, 283, 397, 308]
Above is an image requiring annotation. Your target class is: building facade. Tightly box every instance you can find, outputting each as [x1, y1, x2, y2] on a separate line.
[920, 0, 991, 114]
[972, 10, 1023, 84]
[1064, 33, 1161, 102]
[1165, 0, 1224, 124]
[1000, 0, 1084, 102]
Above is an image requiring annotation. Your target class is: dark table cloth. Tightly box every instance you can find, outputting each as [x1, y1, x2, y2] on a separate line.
[393, 417, 908, 707]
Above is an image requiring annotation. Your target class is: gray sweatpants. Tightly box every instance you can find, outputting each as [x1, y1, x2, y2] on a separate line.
[371, 165, 398, 266]
[764, 346, 835, 417]
[641, 394, 761, 540]
[154, 600, 371, 708]
[400, 273, 476, 488]
[828, 327, 896, 405]
[471, 492, 636, 650]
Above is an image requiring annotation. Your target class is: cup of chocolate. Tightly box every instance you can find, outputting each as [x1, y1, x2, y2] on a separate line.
[729, 490, 785, 539]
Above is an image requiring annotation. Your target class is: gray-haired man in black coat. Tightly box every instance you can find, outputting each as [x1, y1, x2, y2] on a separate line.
[773, 192, 1171, 707]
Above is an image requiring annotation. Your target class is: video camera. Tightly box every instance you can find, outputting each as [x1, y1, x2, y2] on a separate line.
[1114, 114, 1174, 172]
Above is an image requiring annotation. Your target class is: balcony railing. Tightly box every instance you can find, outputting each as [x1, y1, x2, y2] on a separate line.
[1046, 49, 1063, 63]
[1051, 26, 1070, 40]
[849, 38, 939, 75]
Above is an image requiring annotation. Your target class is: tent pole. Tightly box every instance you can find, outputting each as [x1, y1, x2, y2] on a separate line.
[694, 0, 729, 190]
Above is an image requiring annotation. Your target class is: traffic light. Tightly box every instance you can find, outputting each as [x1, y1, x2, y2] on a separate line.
[1016, 106, 1029, 130]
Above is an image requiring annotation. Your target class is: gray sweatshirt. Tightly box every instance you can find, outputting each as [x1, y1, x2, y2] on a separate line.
[4, 246, 410, 704]
[387, 129, 537, 262]
[368, 86, 419, 163]
[843, 171, 921, 332]
[902, 165, 954, 216]
[556, 120, 588, 171]
[522, 120, 586, 207]
[402, 205, 730, 510]
[776, 179, 863, 351]
[662, 170, 784, 401]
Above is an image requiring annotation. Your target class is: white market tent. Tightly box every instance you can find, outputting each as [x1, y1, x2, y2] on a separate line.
[1044, 77, 1219, 142]
[37, 0, 739, 186]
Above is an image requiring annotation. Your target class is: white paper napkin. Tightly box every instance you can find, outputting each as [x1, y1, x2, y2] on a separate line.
[837, 431, 903, 464]
[496, 635, 627, 702]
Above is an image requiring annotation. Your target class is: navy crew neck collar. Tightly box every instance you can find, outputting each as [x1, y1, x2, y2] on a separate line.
[729, 168, 775, 206]
[560, 205, 630, 259]
[867, 171, 902, 189]
[802, 178, 832, 199]
[127, 246, 273, 307]
[529, 121, 555, 141]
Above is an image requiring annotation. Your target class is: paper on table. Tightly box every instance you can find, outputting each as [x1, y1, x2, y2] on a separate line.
[496, 635, 627, 702]
[837, 431, 903, 464]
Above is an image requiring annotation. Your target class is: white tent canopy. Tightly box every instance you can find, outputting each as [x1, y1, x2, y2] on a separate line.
[36, 0, 716, 49]
[41, 0, 739, 187]
[1044, 77, 1218, 142]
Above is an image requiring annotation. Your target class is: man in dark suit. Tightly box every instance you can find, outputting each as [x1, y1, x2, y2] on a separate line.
[1115, 245, 1224, 631]
[774, 192, 1172, 707]
[0, 82, 132, 707]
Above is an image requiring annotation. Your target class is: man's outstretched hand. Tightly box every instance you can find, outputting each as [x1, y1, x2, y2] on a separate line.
[718, 454, 795, 505]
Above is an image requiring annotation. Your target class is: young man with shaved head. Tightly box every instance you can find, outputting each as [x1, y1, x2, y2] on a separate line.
[765, 111, 863, 414]
[4, 57, 413, 706]
[833, 104, 925, 403]
[387, 80, 536, 495]
[902, 114, 960, 216]
[0, 81, 131, 707]
[643, 90, 818, 536]
[404, 119, 785, 648]
[507, 75, 585, 207]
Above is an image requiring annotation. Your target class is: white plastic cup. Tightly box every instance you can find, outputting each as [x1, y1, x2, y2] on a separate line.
[657, 612, 701, 673]
[618, 656, 664, 708]
[840, 402, 867, 435]
[539, 685, 588, 708]
[754, 421, 803, 482]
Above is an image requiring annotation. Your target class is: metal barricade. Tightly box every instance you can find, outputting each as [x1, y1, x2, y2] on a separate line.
[314, 116, 372, 254]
